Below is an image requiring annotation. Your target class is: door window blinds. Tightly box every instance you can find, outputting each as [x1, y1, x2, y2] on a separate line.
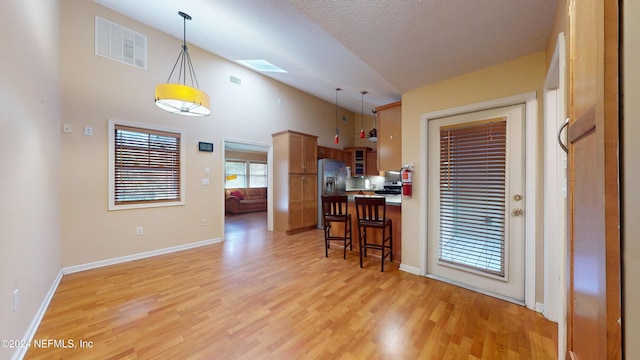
[438, 118, 507, 277]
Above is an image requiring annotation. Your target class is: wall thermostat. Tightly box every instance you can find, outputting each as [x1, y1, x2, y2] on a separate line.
[198, 142, 214, 152]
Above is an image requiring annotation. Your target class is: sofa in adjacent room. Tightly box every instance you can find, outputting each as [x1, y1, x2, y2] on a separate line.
[225, 187, 268, 214]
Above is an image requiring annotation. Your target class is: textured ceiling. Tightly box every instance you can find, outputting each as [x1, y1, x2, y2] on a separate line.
[94, 0, 557, 113]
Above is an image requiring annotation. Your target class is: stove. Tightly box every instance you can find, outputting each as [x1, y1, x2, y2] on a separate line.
[374, 181, 402, 195]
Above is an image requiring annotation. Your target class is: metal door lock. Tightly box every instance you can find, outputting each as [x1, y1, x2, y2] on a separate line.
[513, 194, 523, 201]
[512, 208, 524, 216]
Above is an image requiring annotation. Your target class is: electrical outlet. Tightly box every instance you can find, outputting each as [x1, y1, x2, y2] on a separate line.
[136, 227, 143, 236]
[13, 288, 19, 311]
[62, 124, 72, 134]
[84, 126, 93, 136]
[201, 218, 206, 226]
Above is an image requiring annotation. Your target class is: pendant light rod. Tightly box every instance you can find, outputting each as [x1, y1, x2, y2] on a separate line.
[360, 90, 368, 138]
[335, 87, 342, 125]
[334, 88, 342, 144]
[165, 12, 200, 89]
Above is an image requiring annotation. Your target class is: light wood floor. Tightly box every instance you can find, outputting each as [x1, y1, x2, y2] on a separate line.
[26, 212, 557, 359]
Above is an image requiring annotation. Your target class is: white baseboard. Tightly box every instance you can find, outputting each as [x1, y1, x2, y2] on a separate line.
[399, 263, 421, 275]
[12, 269, 64, 360]
[536, 302, 545, 314]
[63, 238, 222, 274]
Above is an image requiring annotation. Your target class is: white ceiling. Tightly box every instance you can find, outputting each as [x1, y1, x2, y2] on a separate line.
[94, 0, 557, 113]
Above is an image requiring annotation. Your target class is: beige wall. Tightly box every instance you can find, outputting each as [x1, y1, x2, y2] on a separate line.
[59, 0, 355, 267]
[400, 52, 546, 300]
[351, 113, 377, 149]
[0, 0, 63, 357]
[623, 0, 639, 354]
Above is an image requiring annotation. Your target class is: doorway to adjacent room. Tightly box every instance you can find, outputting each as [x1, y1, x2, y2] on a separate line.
[222, 140, 271, 237]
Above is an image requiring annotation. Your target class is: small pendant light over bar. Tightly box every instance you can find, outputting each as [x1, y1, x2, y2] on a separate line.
[155, 11, 211, 116]
[360, 90, 368, 138]
[334, 87, 341, 144]
[369, 109, 378, 142]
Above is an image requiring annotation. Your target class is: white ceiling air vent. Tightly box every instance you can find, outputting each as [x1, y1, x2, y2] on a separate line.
[229, 75, 242, 86]
[95, 16, 147, 69]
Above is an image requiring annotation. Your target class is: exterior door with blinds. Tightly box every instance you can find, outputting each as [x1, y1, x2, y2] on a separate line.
[427, 104, 525, 302]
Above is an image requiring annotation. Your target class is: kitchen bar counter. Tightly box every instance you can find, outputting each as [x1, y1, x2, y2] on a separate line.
[347, 194, 402, 206]
[337, 196, 402, 263]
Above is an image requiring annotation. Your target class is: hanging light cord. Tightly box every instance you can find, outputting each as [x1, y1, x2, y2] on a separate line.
[335, 88, 341, 129]
[334, 88, 342, 143]
[361, 92, 364, 131]
[372, 109, 377, 127]
[165, 11, 200, 89]
[361, 91, 368, 134]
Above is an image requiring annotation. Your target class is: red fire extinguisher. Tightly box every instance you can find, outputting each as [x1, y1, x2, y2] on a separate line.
[401, 163, 414, 196]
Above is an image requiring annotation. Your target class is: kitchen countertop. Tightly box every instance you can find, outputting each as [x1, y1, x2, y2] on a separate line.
[347, 194, 402, 206]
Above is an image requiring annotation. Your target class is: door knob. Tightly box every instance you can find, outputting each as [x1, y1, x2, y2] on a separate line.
[512, 208, 524, 216]
[513, 194, 523, 201]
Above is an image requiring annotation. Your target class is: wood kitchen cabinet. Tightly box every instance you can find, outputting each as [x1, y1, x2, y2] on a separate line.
[317, 146, 345, 162]
[287, 174, 318, 231]
[344, 147, 372, 176]
[288, 132, 317, 174]
[376, 101, 402, 171]
[272, 130, 318, 234]
[317, 145, 330, 159]
[366, 150, 378, 176]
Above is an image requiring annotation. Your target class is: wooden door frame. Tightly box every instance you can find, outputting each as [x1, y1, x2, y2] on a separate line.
[419, 92, 538, 309]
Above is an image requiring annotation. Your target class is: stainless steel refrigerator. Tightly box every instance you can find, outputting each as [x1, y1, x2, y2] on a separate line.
[317, 158, 347, 228]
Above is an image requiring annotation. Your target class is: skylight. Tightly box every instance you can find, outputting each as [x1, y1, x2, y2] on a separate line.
[236, 59, 288, 73]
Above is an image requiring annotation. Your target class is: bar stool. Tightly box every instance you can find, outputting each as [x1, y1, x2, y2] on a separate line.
[321, 195, 352, 259]
[354, 196, 393, 271]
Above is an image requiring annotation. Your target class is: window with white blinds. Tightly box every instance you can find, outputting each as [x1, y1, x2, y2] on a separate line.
[224, 161, 268, 188]
[110, 122, 183, 208]
[225, 160, 246, 188]
[249, 162, 267, 187]
[438, 118, 507, 277]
